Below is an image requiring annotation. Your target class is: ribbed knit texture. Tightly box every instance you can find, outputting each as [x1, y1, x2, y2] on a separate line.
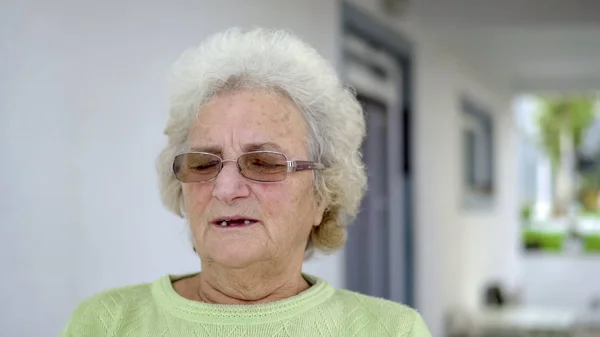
[61, 274, 431, 336]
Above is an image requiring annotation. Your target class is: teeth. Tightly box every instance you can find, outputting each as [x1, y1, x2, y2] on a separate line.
[217, 220, 254, 227]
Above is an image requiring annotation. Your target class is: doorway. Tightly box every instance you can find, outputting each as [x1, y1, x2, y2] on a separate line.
[342, 2, 414, 306]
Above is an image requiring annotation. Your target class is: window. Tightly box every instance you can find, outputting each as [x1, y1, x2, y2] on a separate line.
[461, 97, 495, 209]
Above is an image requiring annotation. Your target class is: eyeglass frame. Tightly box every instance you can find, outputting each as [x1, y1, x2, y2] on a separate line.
[172, 150, 326, 183]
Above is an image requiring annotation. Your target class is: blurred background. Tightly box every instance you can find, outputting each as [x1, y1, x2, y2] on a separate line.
[2, 0, 600, 336]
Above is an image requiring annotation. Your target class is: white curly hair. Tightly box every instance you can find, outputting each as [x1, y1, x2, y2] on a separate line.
[157, 27, 366, 255]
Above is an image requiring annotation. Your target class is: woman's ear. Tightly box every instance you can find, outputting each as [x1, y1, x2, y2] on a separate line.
[179, 191, 187, 218]
[313, 200, 327, 227]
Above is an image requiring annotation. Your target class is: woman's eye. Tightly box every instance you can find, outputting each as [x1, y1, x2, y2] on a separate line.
[191, 164, 215, 171]
[253, 160, 277, 167]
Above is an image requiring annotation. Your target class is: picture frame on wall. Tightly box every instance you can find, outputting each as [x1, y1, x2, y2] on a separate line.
[461, 96, 495, 210]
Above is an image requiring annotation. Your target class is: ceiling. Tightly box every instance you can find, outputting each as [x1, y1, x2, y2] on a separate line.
[411, 0, 600, 26]
[407, 0, 600, 92]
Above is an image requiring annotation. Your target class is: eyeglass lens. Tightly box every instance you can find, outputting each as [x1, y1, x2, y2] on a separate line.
[173, 152, 288, 183]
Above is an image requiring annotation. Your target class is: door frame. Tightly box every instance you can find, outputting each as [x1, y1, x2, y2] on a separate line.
[342, 1, 415, 306]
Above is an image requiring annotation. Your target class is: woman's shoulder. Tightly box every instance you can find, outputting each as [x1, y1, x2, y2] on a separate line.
[60, 279, 157, 336]
[333, 288, 415, 314]
[77, 280, 154, 312]
[327, 288, 431, 336]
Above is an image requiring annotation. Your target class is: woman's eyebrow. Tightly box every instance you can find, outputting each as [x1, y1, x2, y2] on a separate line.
[243, 142, 284, 152]
[189, 145, 221, 154]
[188, 143, 284, 154]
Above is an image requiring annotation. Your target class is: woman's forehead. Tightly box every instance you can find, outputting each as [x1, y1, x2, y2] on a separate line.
[201, 90, 301, 123]
[189, 91, 309, 153]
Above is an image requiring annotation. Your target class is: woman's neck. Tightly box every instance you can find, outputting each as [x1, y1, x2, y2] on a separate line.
[187, 262, 311, 305]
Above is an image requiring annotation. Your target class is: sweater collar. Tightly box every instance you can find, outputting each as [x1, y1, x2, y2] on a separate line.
[152, 272, 335, 324]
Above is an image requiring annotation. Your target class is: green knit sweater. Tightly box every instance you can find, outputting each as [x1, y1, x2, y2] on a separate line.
[61, 274, 431, 337]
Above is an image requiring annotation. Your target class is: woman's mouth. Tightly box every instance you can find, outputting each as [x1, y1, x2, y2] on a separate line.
[211, 217, 259, 228]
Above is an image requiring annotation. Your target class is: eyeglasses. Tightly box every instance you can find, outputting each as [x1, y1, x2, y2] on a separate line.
[173, 150, 325, 183]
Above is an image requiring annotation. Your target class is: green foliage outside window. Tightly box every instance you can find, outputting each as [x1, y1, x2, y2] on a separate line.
[537, 95, 596, 171]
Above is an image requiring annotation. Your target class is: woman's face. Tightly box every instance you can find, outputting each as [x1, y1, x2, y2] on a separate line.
[182, 90, 324, 269]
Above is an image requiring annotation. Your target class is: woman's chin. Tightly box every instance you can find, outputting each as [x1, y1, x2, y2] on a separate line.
[204, 244, 265, 268]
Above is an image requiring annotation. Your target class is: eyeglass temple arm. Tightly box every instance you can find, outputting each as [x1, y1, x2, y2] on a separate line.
[288, 161, 325, 172]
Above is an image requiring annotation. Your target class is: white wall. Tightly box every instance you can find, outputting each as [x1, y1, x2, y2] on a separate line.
[414, 41, 519, 336]
[454, 64, 521, 309]
[345, 1, 519, 336]
[1, 1, 341, 336]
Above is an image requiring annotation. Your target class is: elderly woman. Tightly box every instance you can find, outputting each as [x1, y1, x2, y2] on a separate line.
[61, 28, 431, 337]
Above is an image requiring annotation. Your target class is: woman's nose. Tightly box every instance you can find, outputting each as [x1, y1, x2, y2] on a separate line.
[212, 160, 250, 204]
